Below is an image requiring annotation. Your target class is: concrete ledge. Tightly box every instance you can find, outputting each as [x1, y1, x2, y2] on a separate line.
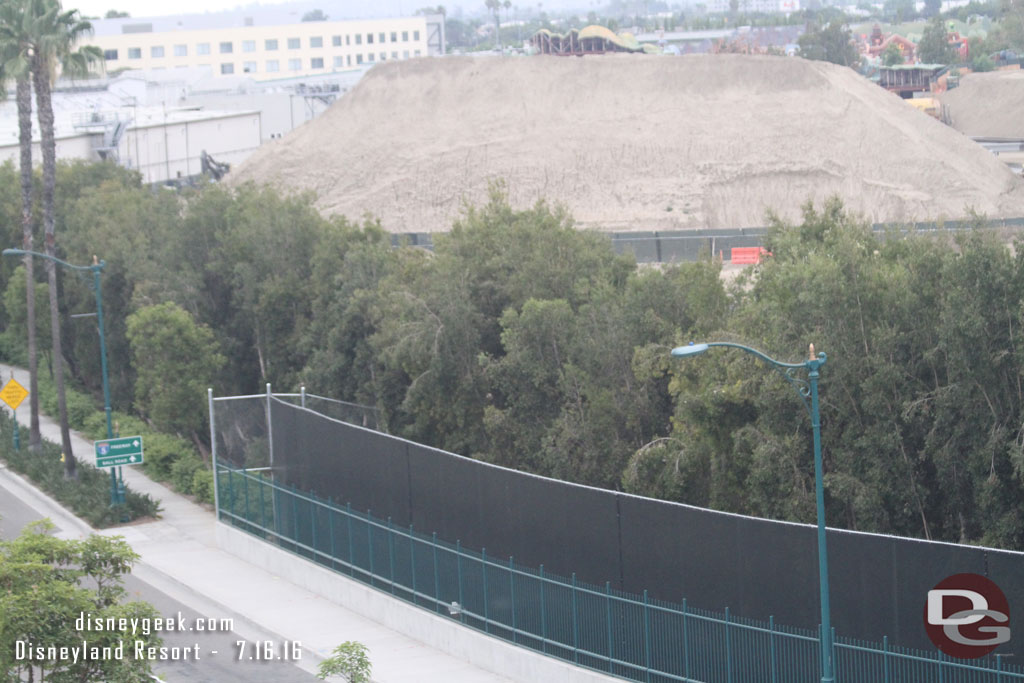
[217, 522, 623, 683]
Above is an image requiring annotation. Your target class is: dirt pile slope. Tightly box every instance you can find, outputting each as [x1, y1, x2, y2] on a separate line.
[230, 55, 1024, 232]
[941, 69, 1024, 138]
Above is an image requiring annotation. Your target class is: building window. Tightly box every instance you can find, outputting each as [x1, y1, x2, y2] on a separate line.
[221, 62, 234, 74]
[266, 59, 279, 72]
[355, 34, 362, 45]
[333, 55, 344, 67]
[414, 31, 420, 41]
[402, 31, 408, 41]
[265, 38, 278, 50]
[403, 50, 410, 58]
[414, 49, 421, 56]
[332, 35, 342, 46]
[367, 33, 374, 44]
[242, 40, 256, 52]
[151, 45, 164, 57]
[356, 54, 363, 64]
[197, 42, 210, 55]
[368, 53, 375, 62]
[380, 52, 386, 61]
[346, 55, 351, 66]
[287, 37, 300, 49]
[128, 47, 141, 59]
[310, 36, 323, 48]
[243, 61, 257, 73]
[103, 48, 118, 60]
[288, 58, 301, 70]
[379, 32, 385, 43]
[346, 35, 351, 45]
[311, 57, 324, 68]
[391, 32, 397, 42]
[220, 41, 233, 53]
[392, 51, 398, 59]
[174, 44, 187, 56]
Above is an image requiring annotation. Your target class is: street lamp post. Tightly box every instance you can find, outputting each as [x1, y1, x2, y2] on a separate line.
[671, 341, 833, 683]
[1, 248, 120, 505]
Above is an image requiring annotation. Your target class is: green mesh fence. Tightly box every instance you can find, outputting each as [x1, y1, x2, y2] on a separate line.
[215, 465, 1024, 683]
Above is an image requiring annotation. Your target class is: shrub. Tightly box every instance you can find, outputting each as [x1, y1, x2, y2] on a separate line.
[170, 455, 202, 495]
[143, 432, 194, 482]
[191, 468, 214, 504]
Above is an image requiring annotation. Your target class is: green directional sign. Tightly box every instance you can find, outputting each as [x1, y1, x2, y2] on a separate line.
[95, 436, 144, 468]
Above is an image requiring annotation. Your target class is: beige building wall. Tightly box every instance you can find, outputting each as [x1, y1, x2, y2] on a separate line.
[90, 17, 430, 81]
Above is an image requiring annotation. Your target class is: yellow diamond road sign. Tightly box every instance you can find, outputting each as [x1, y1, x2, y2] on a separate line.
[0, 379, 28, 411]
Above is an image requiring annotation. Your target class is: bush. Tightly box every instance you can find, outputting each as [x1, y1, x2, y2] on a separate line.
[143, 432, 194, 482]
[191, 468, 214, 504]
[0, 412, 160, 527]
[170, 455, 202, 495]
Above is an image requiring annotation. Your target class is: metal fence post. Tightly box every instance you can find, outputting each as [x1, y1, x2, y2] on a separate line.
[572, 573, 580, 664]
[606, 581, 614, 673]
[346, 502, 355, 577]
[509, 556, 517, 644]
[290, 484, 299, 550]
[265, 383, 274, 471]
[226, 465, 234, 522]
[300, 385, 306, 409]
[456, 540, 465, 624]
[432, 532, 440, 612]
[367, 508, 375, 587]
[643, 589, 652, 683]
[243, 470, 250, 525]
[725, 606, 733, 683]
[540, 564, 547, 654]
[683, 598, 690, 681]
[482, 548, 490, 634]
[410, 524, 417, 605]
[208, 388, 219, 516]
[328, 497, 336, 571]
[387, 517, 396, 595]
[883, 635, 890, 683]
[259, 475, 267, 534]
[769, 615, 777, 683]
[310, 496, 319, 564]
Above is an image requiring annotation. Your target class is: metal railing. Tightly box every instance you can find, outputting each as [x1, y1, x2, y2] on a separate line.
[214, 465, 1024, 683]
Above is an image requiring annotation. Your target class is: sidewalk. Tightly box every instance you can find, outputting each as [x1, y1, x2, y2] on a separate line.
[0, 363, 513, 683]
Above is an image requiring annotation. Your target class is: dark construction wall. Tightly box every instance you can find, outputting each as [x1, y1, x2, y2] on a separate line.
[269, 399, 1024, 651]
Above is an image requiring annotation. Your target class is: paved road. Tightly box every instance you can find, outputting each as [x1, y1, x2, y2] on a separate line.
[0, 471, 318, 683]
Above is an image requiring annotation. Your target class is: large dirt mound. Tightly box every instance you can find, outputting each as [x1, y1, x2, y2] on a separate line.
[230, 55, 1024, 231]
[941, 69, 1024, 138]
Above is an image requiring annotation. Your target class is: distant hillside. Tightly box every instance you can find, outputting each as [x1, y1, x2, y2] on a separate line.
[230, 54, 1024, 232]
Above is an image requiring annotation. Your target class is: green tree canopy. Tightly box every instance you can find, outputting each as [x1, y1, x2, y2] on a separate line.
[0, 520, 162, 682]
[798, 19, 859, 66]
[918, 15, 955, 62]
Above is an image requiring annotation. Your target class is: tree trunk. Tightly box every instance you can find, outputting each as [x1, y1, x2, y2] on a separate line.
[33, 60, 75, 478]
[16, 75, 41, 450]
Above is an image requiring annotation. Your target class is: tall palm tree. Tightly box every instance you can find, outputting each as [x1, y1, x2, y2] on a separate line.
[0, 0, 42, 451]
[28, 0, 101, 478]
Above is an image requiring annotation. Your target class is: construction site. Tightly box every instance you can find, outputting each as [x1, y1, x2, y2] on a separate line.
[229, 52, 1024, 234]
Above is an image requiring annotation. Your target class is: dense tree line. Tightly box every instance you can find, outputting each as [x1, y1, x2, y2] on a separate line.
[1, 163, 1023, 550]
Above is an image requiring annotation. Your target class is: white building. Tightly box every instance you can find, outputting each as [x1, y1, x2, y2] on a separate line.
[83, 13, 442, 82]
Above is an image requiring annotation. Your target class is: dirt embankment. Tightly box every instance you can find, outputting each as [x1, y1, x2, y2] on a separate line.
[230, 54, 1024, 232]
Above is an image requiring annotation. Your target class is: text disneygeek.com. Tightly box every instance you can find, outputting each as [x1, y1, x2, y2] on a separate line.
[13, 611, 302, 663]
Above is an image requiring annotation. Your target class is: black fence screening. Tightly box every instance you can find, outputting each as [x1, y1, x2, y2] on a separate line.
[212, 394, 1024, 656]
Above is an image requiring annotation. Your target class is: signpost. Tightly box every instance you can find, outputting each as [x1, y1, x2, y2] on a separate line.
[1, 377, 28, 450]
[94, 436, 144, 469]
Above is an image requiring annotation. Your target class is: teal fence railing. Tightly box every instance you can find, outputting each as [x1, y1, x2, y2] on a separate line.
[215, 465, 1024, 683]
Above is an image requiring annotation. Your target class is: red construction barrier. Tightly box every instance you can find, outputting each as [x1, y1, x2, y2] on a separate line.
[731, 247, 771, 265]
